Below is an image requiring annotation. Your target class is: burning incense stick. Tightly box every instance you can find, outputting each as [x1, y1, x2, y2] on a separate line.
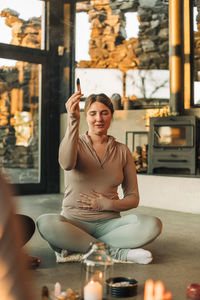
[76, 78, 81, 92]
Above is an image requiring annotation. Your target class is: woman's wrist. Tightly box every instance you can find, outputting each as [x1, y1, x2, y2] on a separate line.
[68, 111, 80, 119]
[99, 198, 115, 211]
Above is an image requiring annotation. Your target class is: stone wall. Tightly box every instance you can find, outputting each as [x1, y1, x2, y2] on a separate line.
[77, 0, 200, 74]
[77, 0, 169, 71]
[0, 8, 41, 48]
[136, 1, 169, 69]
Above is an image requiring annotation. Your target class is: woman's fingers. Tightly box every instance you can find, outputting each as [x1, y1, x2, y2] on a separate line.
[77, 199, 90, 205]
[91, 190, 99, 195]
[68, 91, 82, 101]
[80, 193, 94, 200]
[77, 193, 99, 210]
[65, 91, 83, 112]
[71, 100, 80, 112]
[77, 199, 92, 210]
[91, 190, 103, 197]
[67, 97, 80, 111]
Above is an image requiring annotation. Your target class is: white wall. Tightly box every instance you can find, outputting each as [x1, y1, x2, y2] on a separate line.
[75, 68, 123, 98]
[118, 175, 200, 214]
[60, 110, 200, 214]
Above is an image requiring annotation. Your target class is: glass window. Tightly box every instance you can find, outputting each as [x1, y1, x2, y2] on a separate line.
[75, 12, 91, 61]
[74, 2, 169, 108]
[0, 0, 45, 49]
[125, 12, 139, 39]
[0, 58, 41, 184]
[193, 5, 200, 105]
[154, 125, 193, 147]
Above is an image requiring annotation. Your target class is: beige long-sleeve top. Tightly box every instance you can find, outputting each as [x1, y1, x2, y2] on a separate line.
[59, 112, 139, 221]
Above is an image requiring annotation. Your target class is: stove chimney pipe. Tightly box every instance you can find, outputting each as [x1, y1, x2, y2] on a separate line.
[169, 0, 184, 115]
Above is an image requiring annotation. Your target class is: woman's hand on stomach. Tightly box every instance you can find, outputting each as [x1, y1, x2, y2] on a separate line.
[77, 190, 114, 212]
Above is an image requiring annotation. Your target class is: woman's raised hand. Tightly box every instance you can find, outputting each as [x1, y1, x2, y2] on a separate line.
[65, 91, 83, 118]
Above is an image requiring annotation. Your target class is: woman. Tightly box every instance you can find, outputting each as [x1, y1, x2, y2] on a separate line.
[0, 172, 35, 300]
[37, 90, 162, 264]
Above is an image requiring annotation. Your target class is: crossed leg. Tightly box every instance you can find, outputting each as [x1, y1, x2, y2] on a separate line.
[36, 213, 162, 262]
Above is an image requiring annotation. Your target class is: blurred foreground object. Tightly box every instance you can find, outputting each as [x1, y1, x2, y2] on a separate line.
[41, 286, 50, 300]
[187, 283, 200, 300]
[144, 279, 172, 300]
[0, 172, 35, 300]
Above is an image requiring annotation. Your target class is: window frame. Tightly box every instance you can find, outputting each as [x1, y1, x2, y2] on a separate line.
[0, 0, 70, 194]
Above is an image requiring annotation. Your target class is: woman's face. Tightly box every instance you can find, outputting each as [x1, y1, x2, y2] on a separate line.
[86, 101, 112, 135]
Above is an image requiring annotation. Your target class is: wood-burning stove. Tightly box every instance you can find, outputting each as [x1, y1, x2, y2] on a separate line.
[148, 115, 200, 175]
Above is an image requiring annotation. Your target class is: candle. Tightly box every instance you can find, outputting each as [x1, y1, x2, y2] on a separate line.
[84, 280, 103, 300]
[54, 282, 61, 297]
[144, 279, 172, 300]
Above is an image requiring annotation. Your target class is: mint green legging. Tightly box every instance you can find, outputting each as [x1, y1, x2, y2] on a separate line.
[36, 213, 162, 261]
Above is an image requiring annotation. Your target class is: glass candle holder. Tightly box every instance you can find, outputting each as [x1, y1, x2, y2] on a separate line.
[81, 242, 113, 300]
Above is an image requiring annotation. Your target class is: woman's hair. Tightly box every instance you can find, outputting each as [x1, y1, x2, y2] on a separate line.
[84, 93, 114, 116]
